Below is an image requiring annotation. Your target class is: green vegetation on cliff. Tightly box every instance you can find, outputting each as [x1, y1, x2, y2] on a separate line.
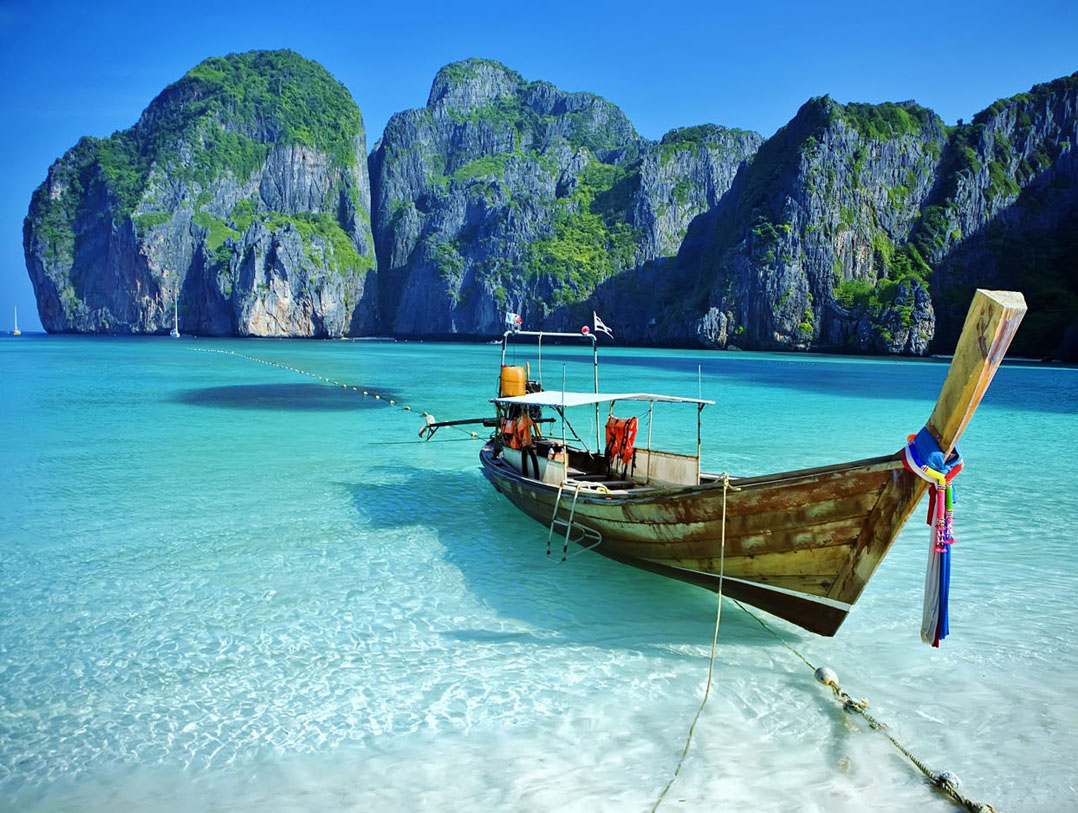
[263, 212, 375, 275]
[838, 101, 939, 141]
[658, 124, 762, 168]
[440, 59, 636, 155]
[41, 50, 363, 224]
[440, 58, 524, 87]
[525, 160, 640, 305]
[186, 50, 364, 167]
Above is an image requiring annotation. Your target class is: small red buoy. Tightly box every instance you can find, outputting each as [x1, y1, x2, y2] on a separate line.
[581, 326, 590, 334]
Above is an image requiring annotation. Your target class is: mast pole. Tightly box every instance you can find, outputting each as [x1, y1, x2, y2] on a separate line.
[562, 364, 568, 479]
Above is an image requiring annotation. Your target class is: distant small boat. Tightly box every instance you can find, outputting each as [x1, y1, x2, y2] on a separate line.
[425, 289, 1027, 638]
[13, 306, 20, 336]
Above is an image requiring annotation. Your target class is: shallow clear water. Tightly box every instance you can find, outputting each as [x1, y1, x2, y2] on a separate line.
[1, 335, 1076, 811]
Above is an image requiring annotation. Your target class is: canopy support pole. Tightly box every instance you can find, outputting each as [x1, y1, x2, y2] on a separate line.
[646, 401, 654, 484]
[593, 339, 600, 450]
[697, 404, 703, 485]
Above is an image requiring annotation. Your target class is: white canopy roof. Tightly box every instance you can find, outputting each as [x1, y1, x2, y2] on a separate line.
[493, 390, 713, 408]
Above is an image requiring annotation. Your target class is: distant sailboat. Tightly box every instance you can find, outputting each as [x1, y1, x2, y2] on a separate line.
[13, 306, 20, 336]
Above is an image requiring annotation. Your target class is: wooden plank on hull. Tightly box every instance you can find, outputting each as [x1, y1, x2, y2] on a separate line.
[827, 468, 923, 604]
[727, 468, 893, 518]
[693, 543, 853, 590]
[718, 489, 884, 536]
[726, 455, 902, 488]
[598, 514, 867, 560]
[585, 471, 889, 533]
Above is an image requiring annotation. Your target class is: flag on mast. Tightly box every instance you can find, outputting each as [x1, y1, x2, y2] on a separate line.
[593, 312, 613, 337]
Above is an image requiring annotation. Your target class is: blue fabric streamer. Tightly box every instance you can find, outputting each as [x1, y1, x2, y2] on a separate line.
[938, 546, 950, 643]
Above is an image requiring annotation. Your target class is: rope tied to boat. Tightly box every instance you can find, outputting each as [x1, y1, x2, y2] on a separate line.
[651, 473, 729, 813]
[901, 428, 963, 647]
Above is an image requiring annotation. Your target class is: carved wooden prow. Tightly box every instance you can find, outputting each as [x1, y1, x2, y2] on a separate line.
[925, 289, 1028, 456]
[825, 289, 1027, 622]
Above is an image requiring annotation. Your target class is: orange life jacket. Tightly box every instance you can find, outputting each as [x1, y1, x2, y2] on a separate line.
[515, 413, 536, 448]
[501, 414, 536, 450]
[605, 415, 638, 465]
[502, 418, 520, 450]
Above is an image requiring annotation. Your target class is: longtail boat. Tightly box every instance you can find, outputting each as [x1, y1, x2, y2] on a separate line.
[427, 290, 1026, 637]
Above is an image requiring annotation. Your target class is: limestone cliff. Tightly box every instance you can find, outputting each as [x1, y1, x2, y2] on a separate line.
[24, 54, 1078, 358]
[369, 59, 760, 335]
[916, 75, 1078, 358]
[655, 96, 948, 354]
[586, 75, 1077, 357]
[23, 50, 377, 336]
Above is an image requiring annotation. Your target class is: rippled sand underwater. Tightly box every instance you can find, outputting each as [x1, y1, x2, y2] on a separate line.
[2, 336, 1076, 811]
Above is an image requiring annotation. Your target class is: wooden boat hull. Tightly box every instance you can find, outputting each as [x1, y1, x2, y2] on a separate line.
[481, 444, 923, 636]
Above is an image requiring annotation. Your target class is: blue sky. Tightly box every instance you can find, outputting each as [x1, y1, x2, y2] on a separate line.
[1, 0, 1075, 332]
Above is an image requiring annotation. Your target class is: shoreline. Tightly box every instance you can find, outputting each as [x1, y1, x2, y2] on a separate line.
[6, 329, 1076, 367]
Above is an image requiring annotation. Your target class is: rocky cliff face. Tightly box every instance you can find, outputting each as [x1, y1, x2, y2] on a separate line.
[647, 96, 948, 354]
[586, 75, 1077, 357]
[369, 59, 760, 335]
[630, 126, 765, 260]
[23, 50, 377, 336]
[916, 75, 1078, 357]
[25, 55, 1078, 358]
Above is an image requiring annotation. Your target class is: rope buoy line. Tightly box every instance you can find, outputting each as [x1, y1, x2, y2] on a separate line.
[189, 348, 484, 442]
[724, 601, 996, 813]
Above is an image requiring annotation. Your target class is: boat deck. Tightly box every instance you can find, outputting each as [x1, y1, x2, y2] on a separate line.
[493, 439, 726, 495]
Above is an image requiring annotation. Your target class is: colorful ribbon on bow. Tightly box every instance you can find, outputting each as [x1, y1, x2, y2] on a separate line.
[901, 427, 963, 647]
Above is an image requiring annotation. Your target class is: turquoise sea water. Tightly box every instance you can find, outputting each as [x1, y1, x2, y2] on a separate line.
[1, 335, 1076, 811]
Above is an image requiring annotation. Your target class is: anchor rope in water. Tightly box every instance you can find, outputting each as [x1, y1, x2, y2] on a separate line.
[189, 347, 486, 443]
[651, 474, 729, 813]
[729, 601, 996, 813]
[640, 476, 994, 813]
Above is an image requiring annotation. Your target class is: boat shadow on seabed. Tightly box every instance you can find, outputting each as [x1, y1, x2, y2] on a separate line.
[173, 382, 403, 411]
[342, 465, 779, 654]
